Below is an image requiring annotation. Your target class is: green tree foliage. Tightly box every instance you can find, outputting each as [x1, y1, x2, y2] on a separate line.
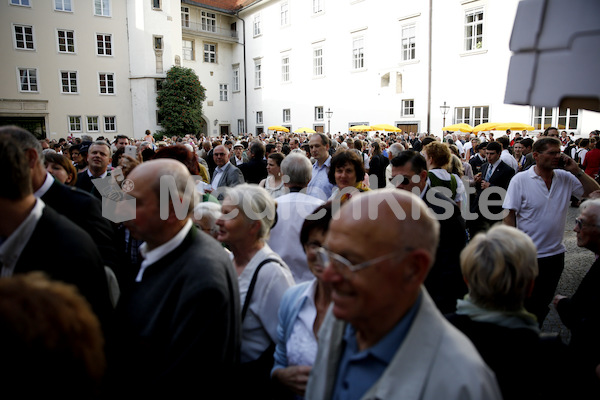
[156, 66, 206, 137]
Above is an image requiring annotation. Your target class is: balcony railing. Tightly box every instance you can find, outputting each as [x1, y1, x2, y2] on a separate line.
[182, 21, 239, 40]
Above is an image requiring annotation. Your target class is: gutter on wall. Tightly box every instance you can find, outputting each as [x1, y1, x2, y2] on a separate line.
[427, 0, 433, 134]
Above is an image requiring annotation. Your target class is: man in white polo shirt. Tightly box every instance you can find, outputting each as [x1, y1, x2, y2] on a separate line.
[503, 137, 600, 326]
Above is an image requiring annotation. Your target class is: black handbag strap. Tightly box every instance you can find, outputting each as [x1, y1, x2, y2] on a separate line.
[241, 258, 282, 321]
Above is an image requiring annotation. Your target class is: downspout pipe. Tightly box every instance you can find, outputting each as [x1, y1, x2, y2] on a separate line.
[427, 0, 433, 134]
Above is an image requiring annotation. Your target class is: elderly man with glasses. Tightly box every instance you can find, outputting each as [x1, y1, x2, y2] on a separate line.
[306, 189, 501, 400]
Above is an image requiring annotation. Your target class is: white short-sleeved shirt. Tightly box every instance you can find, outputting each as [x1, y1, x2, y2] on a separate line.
[237, 244, 295, 363]
[503, 167, 584, 257]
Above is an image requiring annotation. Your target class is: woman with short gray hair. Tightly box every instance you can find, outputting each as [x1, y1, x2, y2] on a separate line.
[216, 184, 295, 397]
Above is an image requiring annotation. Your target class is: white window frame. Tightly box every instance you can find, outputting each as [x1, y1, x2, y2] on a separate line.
[104, 116, 117, 132]
[181, 7, 190, 28]
[472, 106, 489, 126]
[54, 0, 73, 12]
[281, 1, 289, 26]
[313, 47, 323, 77]
[233, 66, 240, 92]
[94, 0, 111, 17]
[315, 106, 324, 121]
[153, 35, 163, 51]
[201, 11, 217, 33]
[254, 58, 262, 88]
[256, 111, 263, 124]
[253, 14, 261, 37]
[152, 0, 161, 10]
[558, 107, 580, 130]
[352, 35, 365, 70]
[96, 33, 112, 56]
[87, 116, 99, 132]
[219, 83, 228, 101]
[281, 55, 290, 83]
[60, 70, 78, 94]
[454, 107, 471, 125]
[13, 24, 35, 51]
[283, 109, 291, 123]
[401, 23, 416, 61]
[203, 43, 216, 63]
[402, 99, 415, 117]
[57, 29, 76, 54]
[10, 0, 30, 7]
[464, 7, 484, 51]
[17, 68, 38, 93]
[313, 0, 323, 14]
[237, 119, 245, 135]
[98, 72, 115, 95]
[68, 115, 82, 132]
[182, 39, 194, 60]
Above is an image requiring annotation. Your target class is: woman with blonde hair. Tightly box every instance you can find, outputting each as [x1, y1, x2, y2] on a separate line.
[423, 141, 465, 207]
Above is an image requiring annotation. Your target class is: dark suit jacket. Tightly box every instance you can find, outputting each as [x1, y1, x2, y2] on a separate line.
[422, 188, 468, 314]
[238, 157, 267, 184]
[75, 170, 103, 199]
[14, 205, 113, 330]
[472, 160, 515, 218]
[469, 154, 486, 175]
[108, 226, 241, 398]
[523, 153, 535, 170]
[41, 179, 120, 272]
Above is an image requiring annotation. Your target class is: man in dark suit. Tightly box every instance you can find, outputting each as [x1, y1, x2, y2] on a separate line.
[107, 159, 240, 398]
[238, 140, 268, 184]
[469, 142, 487, 175]
[391, 150, 468, 314]
[76, 141, 112, 199]
[4, 126, 122, 283]
[469, 141, 515, 236]
[0, 132, 113, 331]
[210, 145, 244, 197]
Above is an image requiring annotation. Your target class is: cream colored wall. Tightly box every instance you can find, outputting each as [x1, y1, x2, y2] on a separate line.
[1, 0, 133, 140]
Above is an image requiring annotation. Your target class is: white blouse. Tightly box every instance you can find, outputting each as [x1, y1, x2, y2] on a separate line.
[286, 280, 319, 367]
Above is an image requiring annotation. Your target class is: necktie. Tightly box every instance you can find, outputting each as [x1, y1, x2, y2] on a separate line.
[485, 165, 493, 181]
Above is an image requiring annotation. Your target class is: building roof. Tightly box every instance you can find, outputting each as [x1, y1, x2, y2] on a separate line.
[185, 0, 253, 12]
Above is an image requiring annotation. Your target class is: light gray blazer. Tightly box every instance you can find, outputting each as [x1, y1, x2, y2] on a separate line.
[305, 288, 502, 400]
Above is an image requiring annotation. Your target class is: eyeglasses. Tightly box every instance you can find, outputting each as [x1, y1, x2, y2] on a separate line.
[315, 246, 413, 276]
[575, 218, 600, 230]
[389, 175, 411, 186]
[540, 151, 561, 156]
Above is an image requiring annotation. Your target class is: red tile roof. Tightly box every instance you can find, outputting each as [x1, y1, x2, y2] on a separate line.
[185, 0, 254, 12]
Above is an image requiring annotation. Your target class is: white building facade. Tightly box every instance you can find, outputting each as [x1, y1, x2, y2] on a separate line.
[2, 0, 598, 140]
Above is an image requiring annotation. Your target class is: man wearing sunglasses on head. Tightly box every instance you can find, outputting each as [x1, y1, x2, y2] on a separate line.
[388, 150, 468, 315]
[305, 190, 500, 400]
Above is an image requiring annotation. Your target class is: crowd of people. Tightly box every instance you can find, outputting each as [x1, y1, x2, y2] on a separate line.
[2, 123, 600, 399]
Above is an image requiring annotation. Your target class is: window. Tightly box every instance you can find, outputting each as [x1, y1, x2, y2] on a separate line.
[233, 66, 240, 92]
[99, 73, 115, 94]
[94, 0, 110, 17]
[464, 8, 484, 51]
[14, 25, 34, 50]
[154, 35, 163, 51]
[237, 119, 245, 135]
[57, 29, 75, 53]
[96, 34, 112, 55]
[256, 111, 263, 124]
[315, 106, 324, 121]
[253, 14, 261, 37]
[313, 48, 323, 77]
[104, 116, 116, 132]
[455, 107, 470, 125]
[60, 71, 78, 93]
[281, 2, 289, 26]
[204, 43, 216, 63]
[402, 100, 414, 116]
[54, 0, 72, 11]
[87, 116, 99, 132]
[281, 56, 290, 82]
[202, 11, 217, 33]
[152, 0, 161, 10]
[313, 0, 323, 13]
[69, 116, 82, 132]
[254, 59, 262, 88]
[352, 36, 364, 70]
[532, 107, 553, 130]
[155, 78, 165, 92]
[10, 0, 30, 6]
[182, 40, 194, 60]
[401, 24, 416, 61]
[219, 84, 228, 101]
[558, 107, 579, 130]
[18, 68, 38, 92]
[283, 109, 291, 123]
[181, 7, 190, 28]
[472, 106, 489, 126]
